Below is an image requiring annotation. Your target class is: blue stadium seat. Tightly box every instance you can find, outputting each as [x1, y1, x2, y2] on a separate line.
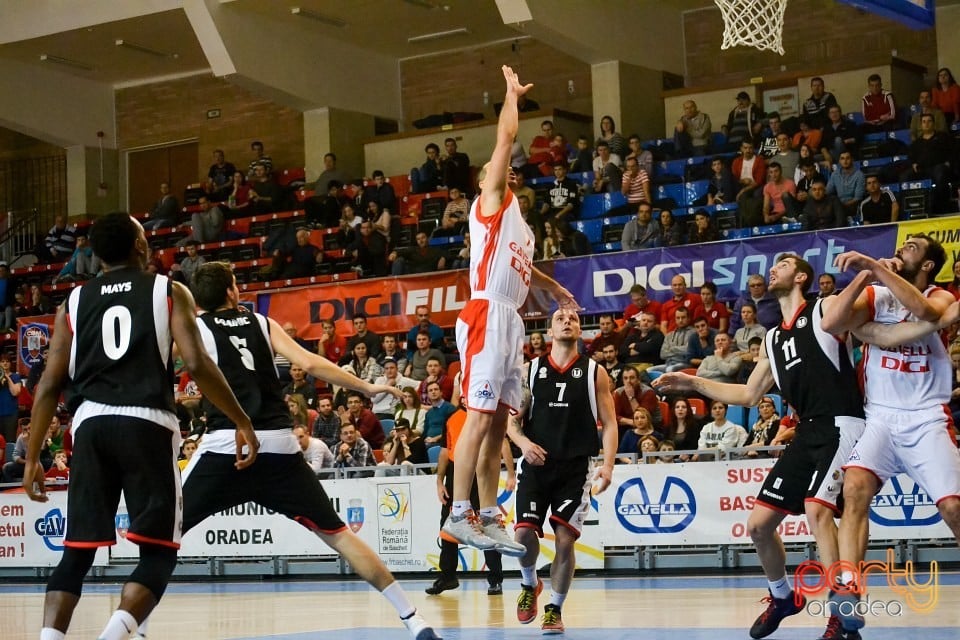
[727, 405, 748, 427]
[751, 222, 802, 236]
[655, 183, 687, 206]
[863, 131, 887, 143]
[888, 129, 911, 146]
[573, 219, 604, 244]
[721, 228, 752, 239]
[684, 180, 710, 206]
[380, 419, 395, 437]
[655, 158, 688, 180]
[581, 192, 628, 219]
[528, 175, 553, 187]
[594, 241, 622, 253]
[427, 445, 441, 464]
[428, 235, 464, 247]
[570, 171, 593, 186]
[846, 112, 865, 125]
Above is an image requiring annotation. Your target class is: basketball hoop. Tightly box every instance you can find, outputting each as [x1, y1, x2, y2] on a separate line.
[714, 0, 788, 56]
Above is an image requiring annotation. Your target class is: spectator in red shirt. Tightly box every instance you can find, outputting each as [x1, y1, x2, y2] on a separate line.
[341, 391, 385, 449]
[660, 275, 704, 334]
[318, 319, 348, 363]
[620, 284, 661, 333]
[933, 67, 960, 124]
[699, 281, 730, 333]
[586, 313, 623, 362]
[612, 365, 662, 440]
[417, 356, 454, 405]
[861, 73, 897, 132]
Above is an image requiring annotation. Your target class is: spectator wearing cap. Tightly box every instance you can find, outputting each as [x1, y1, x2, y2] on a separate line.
[726, 91, 763, 150]
[540, 162, 580, 224]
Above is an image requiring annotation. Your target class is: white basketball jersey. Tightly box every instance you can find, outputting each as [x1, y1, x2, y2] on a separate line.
[860, 284, 951, 410]
[467, 189, 536, 309]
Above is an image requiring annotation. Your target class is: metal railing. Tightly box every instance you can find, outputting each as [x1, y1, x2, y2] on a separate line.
[0, 208, 41, 266]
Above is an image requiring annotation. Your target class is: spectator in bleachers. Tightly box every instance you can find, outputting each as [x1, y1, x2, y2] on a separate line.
[756, 112, 784, 158]
[570, 135, 594, 174]
[903, 113, 955, 214]
[621, 284, 662, 329]
[664, 398, 703, 460]
[550, 133, 572, 169]
[820, 105, 860, 164]
[45, 449, 70, 481]
[742, 396, 781, 459]
[736, 336, 764, 385]
[620, 201, 660, 251]
[761, 162, 797, 224]
[730, 274, 781, 332]
[524, 120, 555, 178]
[225, 171, 253, 216]
[172, 240, 206, 286]
[510, 136, 528, 169]
[620, 310, 664, 369]
[371, 358, 416, 420]
[273, 321, 310, 382]
[362, 169, 397, 215]
[516, 194, 543, 247]
[0, 352, 21, 445]
[181, 195, 225, 244]
[541, 162, 580, 224]
[318, 319, 348, 363]
[368, 200, 397, 247]
[433, 187, 469, 237]
[817, 273, 838, 298]
[277, 227, 323, 279]
[618, 156, 652, 212]
[770, 132, 799, 180]
[626, 134, 654, 175]
[339, 202, 362, 245]
[649, 307, 696, 374]
[732, 140, 767, 227]
[674, 100, 713, 157]
[909, 89, 947, 141]
[311, 152, 352, 191]
[343, 342, 383, 384]
[450, 232, 470, 270]
[411, 143, 444, 194]
[696, 332, 741, 383]
[406, 331, 445, 380]
[801, 77, 839, 130]
[294, 425, 334, 476]
[304, 179, 346, 228]
[25, 345, 47, 395]
[251, 163, 285, 213]
[933, 67, 960, 125]
[618, 407, 664, 463]
[586, 313, 622, 362]
[417, 356, 453, 405]
[541, 220, 560, 259]
[333, 421, 376, 469]
[660, 275, 704, 334]
[406, 306, 444, 352]
[2, 422, 28, 482]
[54, 234, 101, 283]
[726, 92, 763, 149]
[791, 118, 822, 157]
[442, 138, 471, 195]
[613, 365, 663, 437]
[346, 314, 382, 360]
[800, 178, 845, 230]
[341, 391, 385, 450]
[861, 73, 897, 133]
[511, 173, 540, 225]
[246, 140, 272, 178]
[377, 335, 407, 372]
[696, 401, 747, 460]
[312, 397, 341, 450]
[381, 418, 427, 470]
[858, 175, 900, 224]
[706, 157, 737, 206]
[686, 316, 716, 368]
[283, 363, 318, 409]
[699, 281, 730, 333]
[395, 386, 426, 434]
[596, 115, 628, 159]
[144, 182, 179, 230]
[422, 381, 456, 447]
[348, 220, 388, 277]
[38, 215, 77, 264]
[827, 151, 865, 220]
[733, 302, 767, 353]
[659, 209, 684, 247]
[793, 158, 820, 211]
[206, 149, 236, 201]
[556, 219, 591, 257]
[524, 332, 550, 361]
[592, 140, 622, 194]
[287, 393, 318, 430]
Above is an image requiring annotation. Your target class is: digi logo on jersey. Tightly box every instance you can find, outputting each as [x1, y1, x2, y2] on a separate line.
[474, 382, 495, 400]
[614, 476, 696, 534]
[34, 508, 66, 551]
[869, 476, 941, 527]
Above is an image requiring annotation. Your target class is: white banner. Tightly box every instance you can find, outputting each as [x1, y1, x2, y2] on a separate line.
[599, 460, 953, 546]
[0, 490, 109, 567]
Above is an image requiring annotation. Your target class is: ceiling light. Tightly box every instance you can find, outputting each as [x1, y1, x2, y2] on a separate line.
[39, 54, 94, 71]
[290, 7, 347, 28]
[115, 39, 175, 59]
[407, 27, 469, 44]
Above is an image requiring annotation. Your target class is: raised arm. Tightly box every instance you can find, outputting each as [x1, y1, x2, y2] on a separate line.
[835, 250, 952, 322]
[480, 66, 533, 216]
[819, 269, 874, 334]
[531, 266, 579, 310]
[853, 298, 960, 347]
[653, 340, 775, 407]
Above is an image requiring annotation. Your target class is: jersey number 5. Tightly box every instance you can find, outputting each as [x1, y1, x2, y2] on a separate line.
[229, 336, 256, 371]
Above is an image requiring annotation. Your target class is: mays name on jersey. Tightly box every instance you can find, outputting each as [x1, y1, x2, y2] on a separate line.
[100, 282, 132, 295]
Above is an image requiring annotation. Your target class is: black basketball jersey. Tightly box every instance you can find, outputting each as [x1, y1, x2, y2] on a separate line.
[66, 267, 175, 414]
[197, 309, 290, 432]
[765, 298, 864, 420]
[525, 355, 600, 459]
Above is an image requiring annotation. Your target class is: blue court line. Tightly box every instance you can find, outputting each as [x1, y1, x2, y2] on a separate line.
[2, 572, 958, 594]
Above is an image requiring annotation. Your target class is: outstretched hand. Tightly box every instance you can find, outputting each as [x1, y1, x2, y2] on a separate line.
[650, 371, 696, 394]
[834, 250, 880, 273]
[553, 284, 582, 311]
[503, 65, 533, 98]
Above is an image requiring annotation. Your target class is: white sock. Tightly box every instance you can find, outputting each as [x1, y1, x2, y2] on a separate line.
[549, 591, 567, 608]
[40, 628, 65, 640]
[520, 564, 538, 587]
[478, 506, 498, 519]
[840, 570, 855, 586]
[381, 581, 416, 619]
[451, 500, 472, 518]
[136, 619, 149, 638]
[768, 575, 792, 599]
[98, 610, 137, 640]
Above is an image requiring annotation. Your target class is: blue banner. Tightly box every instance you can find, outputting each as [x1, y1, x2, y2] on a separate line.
[552, 226, 898, 313]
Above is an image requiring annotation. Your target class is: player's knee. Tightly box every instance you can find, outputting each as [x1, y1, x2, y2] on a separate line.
[129, 544, 178, 601]
[515, 525, 539, 546]
[804, 502, 837, 533]
[746, 508, 779, 540]
[937, 497, 960, 531]
[47, 547, 98, 596]
[841, 470, 876, 507]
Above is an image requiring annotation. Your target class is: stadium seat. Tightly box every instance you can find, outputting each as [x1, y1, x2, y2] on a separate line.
[573, 219, 604, 244]
[581, 192, 628, 219]
[427, 445, 441, 464]
[688, 398, 707, 416]
[380, 419, 395, 437]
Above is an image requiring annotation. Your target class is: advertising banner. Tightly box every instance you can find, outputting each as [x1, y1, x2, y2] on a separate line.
[896, 217, 960, 282]
[0, 490, 108, 567]
[600, 460, 952, 547]
[16, 317, 54, 377]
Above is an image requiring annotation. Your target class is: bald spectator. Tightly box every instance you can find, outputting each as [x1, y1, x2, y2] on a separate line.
[586, 313, 623, 362]
[674, 100, 713, 157]
[294, 425, 334, 475]
[660, 275, 704, 334]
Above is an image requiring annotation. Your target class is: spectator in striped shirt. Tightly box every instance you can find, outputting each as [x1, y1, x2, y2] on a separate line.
[620, 156, 652, 209]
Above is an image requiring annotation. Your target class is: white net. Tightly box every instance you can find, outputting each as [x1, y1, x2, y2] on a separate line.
[714, 0, 789, 56]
